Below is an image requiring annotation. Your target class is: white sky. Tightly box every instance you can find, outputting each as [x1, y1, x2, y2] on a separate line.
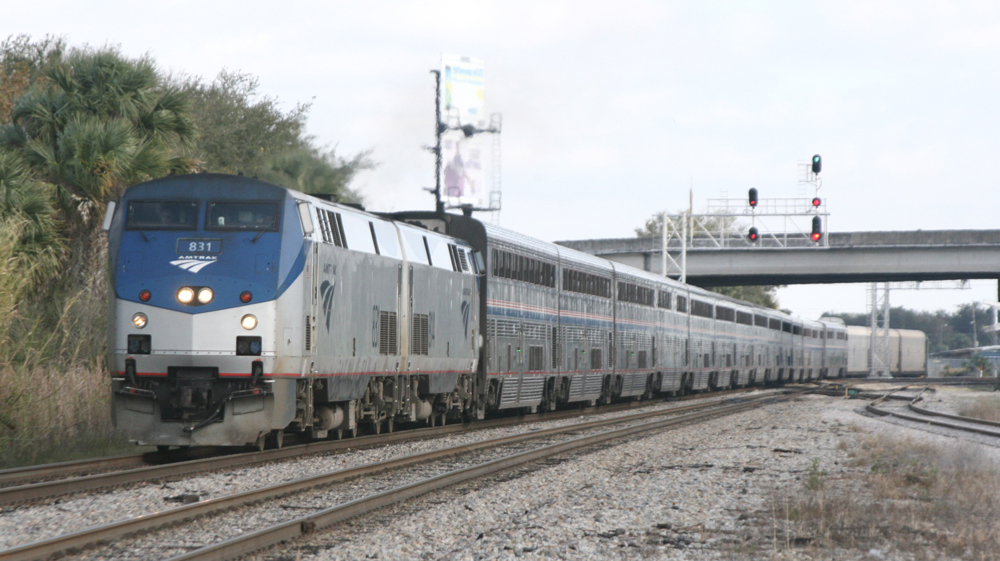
[8, 1, 1000, 318]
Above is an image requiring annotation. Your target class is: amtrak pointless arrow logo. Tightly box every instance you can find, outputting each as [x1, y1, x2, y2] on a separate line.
[170, 258, 217, 273]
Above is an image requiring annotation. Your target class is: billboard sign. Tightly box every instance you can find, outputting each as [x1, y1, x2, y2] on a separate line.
[442, 54, 485, 128]
[442, 133, 485, 208]
[441, 54, 487, 208]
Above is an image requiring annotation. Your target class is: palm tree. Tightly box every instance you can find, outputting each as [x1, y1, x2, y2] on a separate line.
[0, 46, 197, 224]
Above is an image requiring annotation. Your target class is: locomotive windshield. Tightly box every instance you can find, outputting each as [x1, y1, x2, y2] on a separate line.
[206, 202, 280, 231]
[126, 201, 198, 230]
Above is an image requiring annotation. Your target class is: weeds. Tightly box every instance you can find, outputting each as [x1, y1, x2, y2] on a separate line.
[0, 218, 137, 469]
[958, 395, 1000, 423]
[757, 434, 1000, 560]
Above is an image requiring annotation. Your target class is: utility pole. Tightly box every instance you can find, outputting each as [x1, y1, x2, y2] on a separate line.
[428, 69, 444, 214]
[972, 303, 979, 348]
[868, 282, 891, 378]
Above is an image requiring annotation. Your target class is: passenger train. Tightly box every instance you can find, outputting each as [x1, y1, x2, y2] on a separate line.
[104, 174, 851, 449]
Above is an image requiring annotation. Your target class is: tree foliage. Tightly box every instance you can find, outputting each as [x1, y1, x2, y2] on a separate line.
[635, 210, 781, 309]
[635, 210, 742, 238]
[0, 44, 197, 223]
[710, 285, 780, 310]
[181, 70, 372, 202]
[0, 35, 64, 123]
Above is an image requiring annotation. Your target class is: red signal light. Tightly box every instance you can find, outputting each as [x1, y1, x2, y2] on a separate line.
[139, 290, 151, 302]
[748, 227, 759, 242]
[240, 291, 253, 303]
[748, 188, 758, 208]
[812, 197, 821, 207]
[811, 215, 822, 242]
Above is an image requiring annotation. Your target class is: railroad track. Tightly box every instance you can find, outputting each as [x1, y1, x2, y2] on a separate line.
[867, 392, 1000, 439]
[0, 389, 800, 561]
[0, 386, 769, 505]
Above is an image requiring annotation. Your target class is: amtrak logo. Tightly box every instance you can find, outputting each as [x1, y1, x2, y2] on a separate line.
[461, 300, 471, 338]
[320, 279, 336, 330]
[170, 257, 217, 273]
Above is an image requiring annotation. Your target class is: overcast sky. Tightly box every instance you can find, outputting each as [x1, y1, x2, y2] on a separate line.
[9, 1, 1000, 319]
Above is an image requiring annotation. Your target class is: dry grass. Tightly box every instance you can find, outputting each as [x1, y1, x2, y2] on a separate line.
[0, 219, 140, 469]
[754, 434, 1000, 560]
[958, 394, 1000, 423]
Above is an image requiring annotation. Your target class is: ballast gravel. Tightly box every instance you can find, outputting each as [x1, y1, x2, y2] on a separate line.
[0, 391, 751, 551]
[246, 387, 1000, 561]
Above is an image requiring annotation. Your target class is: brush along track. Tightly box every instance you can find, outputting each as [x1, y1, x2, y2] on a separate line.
[0, 390, 798, 561]
[0, 387, 766, 506]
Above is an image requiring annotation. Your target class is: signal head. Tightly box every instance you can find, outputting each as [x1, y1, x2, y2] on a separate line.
[812, 197, 821, 207]
[811, 215, 822, 242]
[748, 188, 758, 208]
[811, 154, 822, 174]
[747, 226, 759, 242]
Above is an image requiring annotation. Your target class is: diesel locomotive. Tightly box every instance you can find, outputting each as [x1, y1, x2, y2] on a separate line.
[104, 174, 849, 449]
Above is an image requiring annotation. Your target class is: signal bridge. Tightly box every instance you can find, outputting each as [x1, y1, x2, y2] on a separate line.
[557, 229, 1000, 290]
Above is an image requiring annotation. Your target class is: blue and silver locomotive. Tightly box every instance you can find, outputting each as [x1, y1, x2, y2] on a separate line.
[105, 174, 481, 449]
[105, 174, 848, 449]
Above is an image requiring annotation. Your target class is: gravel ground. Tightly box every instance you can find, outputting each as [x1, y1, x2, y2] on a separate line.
[239, 388, 1000, 561]
[0, 391, 754, 551]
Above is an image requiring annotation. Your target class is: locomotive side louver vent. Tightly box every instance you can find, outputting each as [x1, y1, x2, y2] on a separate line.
[317, 210, 347, 248]
[528, 346, 544, 371]
[457, 249, 469, 272]
[305, 316, 311, 351]
[590, 348, 603, 370]
[379, 311, 397, 355]
[412, 314, 429, 355]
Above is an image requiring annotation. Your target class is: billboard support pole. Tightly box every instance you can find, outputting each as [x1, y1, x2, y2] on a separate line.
[429, 69, 444, 214]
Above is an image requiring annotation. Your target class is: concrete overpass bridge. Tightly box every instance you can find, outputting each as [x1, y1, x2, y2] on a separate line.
[555, 230, 1000, 290]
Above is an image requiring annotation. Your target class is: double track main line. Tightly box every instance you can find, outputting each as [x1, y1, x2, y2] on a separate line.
[0, 390, 798, 561]
[0, 387, 765, 505]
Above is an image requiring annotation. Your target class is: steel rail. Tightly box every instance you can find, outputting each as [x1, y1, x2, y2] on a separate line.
[867, 399, 1000, 439]
[0, 391, 790, 561]
[907, 400, 1000, 429]
[0, 455, 144, 487]
[166, 393, 795, 561]
[0, 388, 763, 505]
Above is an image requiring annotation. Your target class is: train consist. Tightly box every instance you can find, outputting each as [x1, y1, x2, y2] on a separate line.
[105, 174, 854, 449]
[845, 326, 928, 377]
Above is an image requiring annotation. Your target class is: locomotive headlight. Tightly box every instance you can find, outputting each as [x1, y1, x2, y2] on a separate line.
[177, 287, 195, 304]
[197, 287, 214, 304]
[241, 314, 258, 330]
[132, 313, 148, 329]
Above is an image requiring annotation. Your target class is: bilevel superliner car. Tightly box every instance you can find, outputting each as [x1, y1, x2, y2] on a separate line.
[104, 174, 849, 450]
